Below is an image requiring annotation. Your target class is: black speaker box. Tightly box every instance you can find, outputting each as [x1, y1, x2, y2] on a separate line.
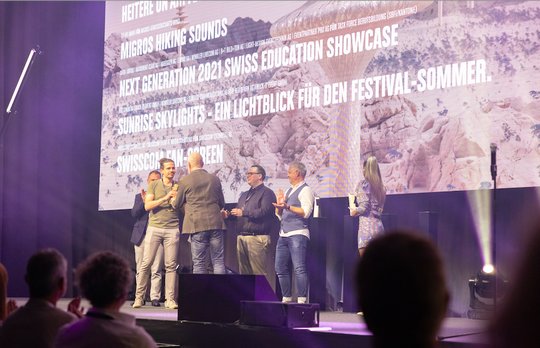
[240, 301, 320, 328]
[178, 274, 277, 323]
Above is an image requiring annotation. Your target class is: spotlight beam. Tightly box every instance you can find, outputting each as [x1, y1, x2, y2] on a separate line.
[467, 189, 492, 266]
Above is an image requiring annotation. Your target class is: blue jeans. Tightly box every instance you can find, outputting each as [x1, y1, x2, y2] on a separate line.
[191, 230, 226, 274]
[275, 235, 309, 298]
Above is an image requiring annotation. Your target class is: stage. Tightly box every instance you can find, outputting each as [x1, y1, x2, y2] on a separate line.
[46, 299, 490, 348]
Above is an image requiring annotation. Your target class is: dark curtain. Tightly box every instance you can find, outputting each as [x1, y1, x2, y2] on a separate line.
[0, 1, 129, 297]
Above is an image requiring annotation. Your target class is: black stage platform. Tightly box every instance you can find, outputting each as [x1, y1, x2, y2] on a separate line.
[48, 299, 489, 348]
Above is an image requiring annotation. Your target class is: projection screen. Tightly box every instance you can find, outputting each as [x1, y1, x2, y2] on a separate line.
[99, 1, 540, 210]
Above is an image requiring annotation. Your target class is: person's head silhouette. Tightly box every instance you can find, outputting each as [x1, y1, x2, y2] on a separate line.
[356, 230, 449, 348]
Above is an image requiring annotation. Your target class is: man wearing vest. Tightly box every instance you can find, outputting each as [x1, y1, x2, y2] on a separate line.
[273, 162, 315, 304]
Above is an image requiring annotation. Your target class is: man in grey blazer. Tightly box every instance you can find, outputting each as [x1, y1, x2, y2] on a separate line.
[174, 152, 227, 274]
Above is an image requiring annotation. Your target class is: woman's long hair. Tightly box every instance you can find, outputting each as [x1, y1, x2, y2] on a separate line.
[363, 156, 386, 206]
[0, 263, 8, 321]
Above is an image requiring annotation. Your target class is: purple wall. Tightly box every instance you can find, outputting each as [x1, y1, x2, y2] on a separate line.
[0, 1, 108, 296]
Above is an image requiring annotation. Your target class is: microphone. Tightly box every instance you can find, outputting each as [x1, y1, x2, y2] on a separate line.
[169, 183, 179, 206]
[490, 143, 497, 181]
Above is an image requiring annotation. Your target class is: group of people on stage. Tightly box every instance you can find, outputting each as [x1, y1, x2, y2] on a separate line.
[130, 151, 388, 307]
[131, 153, 228, 309]
[3, 152, 540, 348]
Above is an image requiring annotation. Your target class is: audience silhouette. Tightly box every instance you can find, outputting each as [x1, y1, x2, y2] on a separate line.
[0, 263, 11, 324]
[489, 220, 540, 348]
[56, 251, 156, 347]
[0, 249, 77, 347]
[356, 230, 449, 348]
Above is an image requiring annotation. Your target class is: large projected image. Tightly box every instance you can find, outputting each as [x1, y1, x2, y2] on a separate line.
[99, 1, 540, 210]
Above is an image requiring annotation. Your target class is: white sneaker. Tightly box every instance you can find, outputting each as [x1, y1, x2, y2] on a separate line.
[132, 298, 144, 308]
[165, 299, 178, 309]
[297, 297, 307, 304]
[282, 297, 293, 303]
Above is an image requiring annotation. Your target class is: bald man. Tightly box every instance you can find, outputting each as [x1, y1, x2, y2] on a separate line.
[174, 152, 227, 274]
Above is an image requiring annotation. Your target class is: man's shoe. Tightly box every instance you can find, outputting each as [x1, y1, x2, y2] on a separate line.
[164, 299, 178, 309]
[151, 299, 161, 307]
[132, 298, 144, 308]
[297, 297, 307, 304]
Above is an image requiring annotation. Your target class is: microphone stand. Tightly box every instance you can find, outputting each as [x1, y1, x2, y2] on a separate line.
[490, 143, 498, 312]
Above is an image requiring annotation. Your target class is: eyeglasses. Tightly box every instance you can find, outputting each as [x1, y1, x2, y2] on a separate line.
[246, 172, 260, 176]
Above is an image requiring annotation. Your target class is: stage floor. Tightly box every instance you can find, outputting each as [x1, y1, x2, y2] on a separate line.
[40, 299, 489, 347]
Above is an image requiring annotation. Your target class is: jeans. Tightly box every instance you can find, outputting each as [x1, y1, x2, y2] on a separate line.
[275, 234, 309, 298]
[191, 230, 225, 274]
[135, 226, 179, 302]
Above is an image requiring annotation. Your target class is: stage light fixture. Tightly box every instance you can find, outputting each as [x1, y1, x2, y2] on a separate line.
[2, 46, 41, 140]
[6, 48, 38, 114]
[467, 267, 507, 320]
[482, 264, 494, 274]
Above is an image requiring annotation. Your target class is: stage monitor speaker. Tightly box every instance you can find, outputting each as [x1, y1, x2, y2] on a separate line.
[240, 301, 320, 328]
[178, 274, 277, 323]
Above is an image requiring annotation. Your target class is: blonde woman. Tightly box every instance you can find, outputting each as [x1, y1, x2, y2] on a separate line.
[349, 156, 386, 255]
